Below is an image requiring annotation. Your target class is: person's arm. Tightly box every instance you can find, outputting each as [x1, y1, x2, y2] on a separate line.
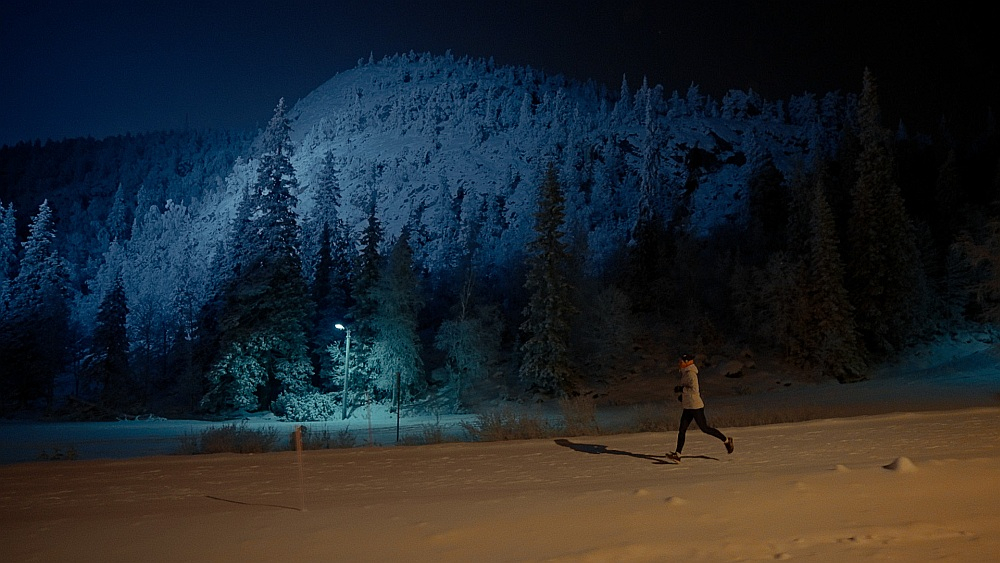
[678, 368, 693, 390]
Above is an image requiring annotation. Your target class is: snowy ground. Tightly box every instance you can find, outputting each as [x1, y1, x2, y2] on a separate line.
[1, 335, 999, 561]
[1, 407, 999, 562]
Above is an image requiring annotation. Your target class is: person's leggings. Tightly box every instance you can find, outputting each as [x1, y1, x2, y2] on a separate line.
[675, 408, 727, 453]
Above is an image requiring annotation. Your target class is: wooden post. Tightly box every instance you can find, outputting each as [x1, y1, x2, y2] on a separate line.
[294, 425, 306, 512]
[395, 371, 401, 443]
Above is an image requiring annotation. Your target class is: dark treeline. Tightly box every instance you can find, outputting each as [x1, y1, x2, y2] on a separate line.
[0, 65, 998, 421]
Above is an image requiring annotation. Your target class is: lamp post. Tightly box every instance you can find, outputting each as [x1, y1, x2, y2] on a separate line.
[335, 323, 351, 420]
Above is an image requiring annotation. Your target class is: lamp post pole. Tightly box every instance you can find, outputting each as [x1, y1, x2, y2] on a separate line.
[336, 324, 351, 420]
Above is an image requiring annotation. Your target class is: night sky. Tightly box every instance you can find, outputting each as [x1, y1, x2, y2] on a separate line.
[1, 1, 992, 147]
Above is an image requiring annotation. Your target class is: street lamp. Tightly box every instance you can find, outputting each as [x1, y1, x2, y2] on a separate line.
[335, 323, 351, 420]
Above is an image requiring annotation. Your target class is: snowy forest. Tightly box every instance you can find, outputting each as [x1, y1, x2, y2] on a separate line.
[1, 52, 998, 421]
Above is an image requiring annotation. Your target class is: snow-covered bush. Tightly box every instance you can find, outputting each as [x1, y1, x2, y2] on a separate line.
[273, 391, 341, 421]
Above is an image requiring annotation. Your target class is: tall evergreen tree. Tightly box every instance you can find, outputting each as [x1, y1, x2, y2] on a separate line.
[332, 200, 385, 411]
[351, 200, 384, 343]
[0, 200, 70, 407]
[306, 152, 354, 387]
[519, 165, 576, 397]
[88, 274, 132, 409]
[203, 99, 314, 413]
[304, 150, 347, 280]
[370, 229, 425, 404]
[310, 221, 353, 388]
[800, 177, 866, 381]
[744, 252, 805, 358]
[310, 223, 336, 387]
[105, 182, 133, 243]
[846, 69, 927, 357]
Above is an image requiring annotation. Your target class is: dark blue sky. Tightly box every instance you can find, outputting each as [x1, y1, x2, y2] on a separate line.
[1, 1, 992, 147]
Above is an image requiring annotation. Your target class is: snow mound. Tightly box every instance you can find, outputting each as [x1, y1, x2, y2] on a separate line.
[883, 456, 918, 473]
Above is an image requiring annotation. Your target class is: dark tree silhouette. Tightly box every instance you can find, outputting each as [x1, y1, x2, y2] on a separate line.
[350, 200, 385, 344]
[846, 69, 928, 358]
[519, 165, 576, 396]
[800, 176, 866, 381]
[87, 274, 132, 408]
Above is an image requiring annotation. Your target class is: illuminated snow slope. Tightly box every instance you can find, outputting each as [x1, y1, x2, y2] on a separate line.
[283, 52, 844, 270]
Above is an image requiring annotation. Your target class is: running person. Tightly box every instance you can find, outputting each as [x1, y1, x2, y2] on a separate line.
[667, 354, 734, 462]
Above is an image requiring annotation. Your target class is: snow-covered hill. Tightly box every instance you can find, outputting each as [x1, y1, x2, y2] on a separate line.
[65, 52, 856, 349]
[269, 51, 851, 273]
[57, 52, 854, 343]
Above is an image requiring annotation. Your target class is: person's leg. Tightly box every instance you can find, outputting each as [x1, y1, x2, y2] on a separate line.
[691, 408, 727, 442]
[675, 409, 694, 453]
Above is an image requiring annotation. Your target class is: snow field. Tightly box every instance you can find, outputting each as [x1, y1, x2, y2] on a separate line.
[1, 407, 998, 562]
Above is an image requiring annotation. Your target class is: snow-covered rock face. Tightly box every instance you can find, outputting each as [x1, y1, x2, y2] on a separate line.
[283, 52, 852, 274]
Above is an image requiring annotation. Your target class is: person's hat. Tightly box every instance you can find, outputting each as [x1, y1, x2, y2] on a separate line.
[680, 353, 695, 362]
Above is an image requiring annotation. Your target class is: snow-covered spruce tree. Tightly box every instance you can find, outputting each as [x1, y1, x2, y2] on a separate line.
[324, 203, 354, 318]
[369, 229, 425, 405]
[305, 152, 354, 388]
[350, 200, 384, 343]
[124, 204, 184, 393]
[104, 183, 133, 244]
[328, 199, 385, 411]
[202, 99, 314, 413]
[0, 200, 71, 407]
[519, 165, 577, 397]
[800, 176, 866, 381]
[85, 274, 132, 409]
[303, 150, 347, 280]
[846, 69, 928, 358]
